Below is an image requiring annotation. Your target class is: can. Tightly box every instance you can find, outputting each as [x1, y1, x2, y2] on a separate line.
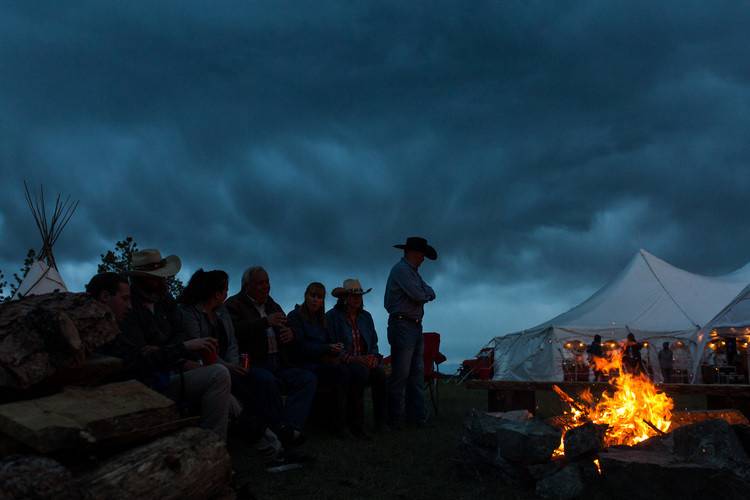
[202, 350, 218, 365]
[240, 353, 250, 369]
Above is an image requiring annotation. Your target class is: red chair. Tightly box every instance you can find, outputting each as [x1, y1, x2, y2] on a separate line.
[381, 332, 447, 416]
[423, 332, 447, 415]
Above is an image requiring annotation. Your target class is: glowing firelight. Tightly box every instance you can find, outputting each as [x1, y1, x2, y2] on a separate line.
[552, 350, 673, 457]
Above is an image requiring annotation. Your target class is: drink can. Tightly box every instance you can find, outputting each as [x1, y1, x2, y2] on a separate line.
[240, 353, 250, 369]
[202, 350, 218, 365]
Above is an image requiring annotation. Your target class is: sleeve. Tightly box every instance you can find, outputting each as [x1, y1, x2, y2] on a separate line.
[366, 313, 379, 356]
[179, 306, 202, 340]
[222, 314, 240, 365]
[392, 265, 435, 303]
[116, 314, 188, 375]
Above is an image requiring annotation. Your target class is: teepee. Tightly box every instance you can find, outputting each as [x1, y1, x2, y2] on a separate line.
[12, 183, 78, 300]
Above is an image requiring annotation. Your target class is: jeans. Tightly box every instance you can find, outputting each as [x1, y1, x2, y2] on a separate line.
[348, 363, 387, 430]
[249, 363, 317, 431]
[165, 364, 231, 440]
[387, 318, 425, 424]
[301, 362, 350, 429]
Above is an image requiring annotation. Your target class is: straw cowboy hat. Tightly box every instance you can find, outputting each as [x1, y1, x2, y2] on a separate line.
[332, 278, 372, 298]
[393, 236, 438, 260]
[128, 249, 182, 278]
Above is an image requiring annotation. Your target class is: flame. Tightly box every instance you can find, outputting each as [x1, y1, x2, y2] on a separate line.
[552, 349, 673, 457]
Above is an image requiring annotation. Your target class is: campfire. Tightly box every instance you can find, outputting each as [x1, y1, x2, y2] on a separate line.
[552, 350, 674, 456]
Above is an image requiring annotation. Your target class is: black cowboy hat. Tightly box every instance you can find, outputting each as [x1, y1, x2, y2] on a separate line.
[394, 236, 438, 260]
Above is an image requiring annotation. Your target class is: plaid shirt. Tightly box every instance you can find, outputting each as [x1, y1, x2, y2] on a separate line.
[341, 313, 366, 363]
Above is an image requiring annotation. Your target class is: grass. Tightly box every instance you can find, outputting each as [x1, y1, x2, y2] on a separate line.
[228, 381, 534, 500]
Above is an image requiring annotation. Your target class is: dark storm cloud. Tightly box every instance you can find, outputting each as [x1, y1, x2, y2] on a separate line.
[2, 1, 750, 361]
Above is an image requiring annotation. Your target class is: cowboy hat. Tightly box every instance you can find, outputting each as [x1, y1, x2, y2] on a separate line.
[393, 236, 438, 260]
[332, 278, 372, 298]
[128, 249, 182, 278]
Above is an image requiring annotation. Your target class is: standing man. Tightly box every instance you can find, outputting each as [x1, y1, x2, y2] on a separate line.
[385, 236, 437, 428]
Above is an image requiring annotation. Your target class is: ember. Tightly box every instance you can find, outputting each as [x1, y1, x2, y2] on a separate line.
[553, 350, 674, 456]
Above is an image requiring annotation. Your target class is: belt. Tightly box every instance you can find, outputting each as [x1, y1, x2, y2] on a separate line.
[389, 314, 421, 325]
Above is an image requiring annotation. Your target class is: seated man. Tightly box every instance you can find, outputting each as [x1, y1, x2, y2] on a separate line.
[226, 266, 317, 446]
[85, 272, 132, 322]
[103, 249, 232, 441]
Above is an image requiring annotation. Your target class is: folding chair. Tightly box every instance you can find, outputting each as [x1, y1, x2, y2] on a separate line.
[423, 332, 447, 416]
[381, 332, 447, 416]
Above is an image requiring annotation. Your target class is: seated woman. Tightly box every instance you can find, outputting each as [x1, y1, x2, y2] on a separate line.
[178, 269, 295, 461]
[286, 282, 350, 435]
[326, 279, 387, 436]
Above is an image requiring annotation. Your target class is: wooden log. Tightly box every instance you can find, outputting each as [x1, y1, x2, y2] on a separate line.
[0, 455, 82, 500]
[0, 380, 180, 453]
[0, 292, 120, 390]
[77, 427, 233, 500]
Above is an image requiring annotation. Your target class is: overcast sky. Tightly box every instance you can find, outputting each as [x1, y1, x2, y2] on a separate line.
[2, 1, 750, 367]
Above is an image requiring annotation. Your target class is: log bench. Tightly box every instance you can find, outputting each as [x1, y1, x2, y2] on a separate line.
[466, 380, 750, 419]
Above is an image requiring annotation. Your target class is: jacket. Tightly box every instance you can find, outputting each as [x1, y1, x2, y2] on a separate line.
[110, 294, 188, 386]
[225, 291, 294, 365]
[326, 303, 380, 356]
[287, 304, 331, 363]
[179, 303, 240, 365]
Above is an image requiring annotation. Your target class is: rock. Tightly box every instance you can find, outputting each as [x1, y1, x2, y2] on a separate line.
[671, 409, 749, 430]
[598, 447, 749, 500]
[496, 418, 561, 464]
[672, 419, 750, 474]
[563, 422, 606, 459]
[527, 459, 565, 480]
[535, 464, 584, 500]
[731, 424, 750, 456]
[463, 409, 532, 449]
[486, 409, 533, 422]
[0, 455, 82, 500]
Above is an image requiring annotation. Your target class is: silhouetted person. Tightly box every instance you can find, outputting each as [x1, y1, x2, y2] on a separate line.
[623, 333, 644, 375]
[658, 342, 673, 382]
[587, 334, 605, 381]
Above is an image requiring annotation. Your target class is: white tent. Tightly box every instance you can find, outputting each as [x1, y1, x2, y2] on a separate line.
[492, 249, 750, 383]
[12, 183, 77, 300]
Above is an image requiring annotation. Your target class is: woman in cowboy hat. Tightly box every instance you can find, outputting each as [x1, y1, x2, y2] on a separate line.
[326, 279, 387, 437]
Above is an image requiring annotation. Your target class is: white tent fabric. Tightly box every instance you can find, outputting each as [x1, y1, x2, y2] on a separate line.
[492, 250, 750, 382]
[12, 260, 68, 299]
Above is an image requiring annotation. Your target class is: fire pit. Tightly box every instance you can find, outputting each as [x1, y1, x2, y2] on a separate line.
[461, 352, 750, 500]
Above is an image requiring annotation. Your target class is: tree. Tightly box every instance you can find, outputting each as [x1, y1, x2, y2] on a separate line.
[0, 248, 36, 303]
[98, 237, 184, 298]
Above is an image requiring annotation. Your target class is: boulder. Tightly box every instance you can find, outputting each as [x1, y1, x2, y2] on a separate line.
[496, 418, 561, 465]
[672, 419, 750, 476]
[598, 447, 750, 500]
[535, 464, 584, 500]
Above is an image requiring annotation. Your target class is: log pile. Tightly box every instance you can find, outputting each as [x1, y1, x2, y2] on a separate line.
[0, 292, 120, 391]
[0, 293, 236, 499]
[461, 409, 750, 500]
